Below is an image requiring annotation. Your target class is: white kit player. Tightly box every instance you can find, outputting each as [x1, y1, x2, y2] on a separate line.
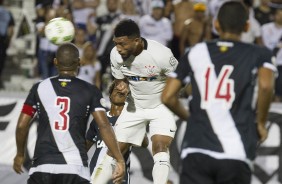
[91, 19, 178, 184]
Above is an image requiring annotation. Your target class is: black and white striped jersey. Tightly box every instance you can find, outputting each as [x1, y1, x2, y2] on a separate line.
[86, 112, 131, 184]
[24, 75, 106, 168]
[172, 40, 276, 163]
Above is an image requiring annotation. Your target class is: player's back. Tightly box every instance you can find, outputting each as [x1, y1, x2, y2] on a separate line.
[28, 75, 102, 167]
[182, 39, 275, 161]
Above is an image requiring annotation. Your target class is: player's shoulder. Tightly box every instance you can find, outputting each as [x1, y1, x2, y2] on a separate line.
[146, 39, 173, 61]
[146, 39, 171, 53]
[110, 47, 123, 65]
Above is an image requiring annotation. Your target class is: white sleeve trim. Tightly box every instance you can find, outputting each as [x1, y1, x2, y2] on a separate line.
[263, 62, 277, 72]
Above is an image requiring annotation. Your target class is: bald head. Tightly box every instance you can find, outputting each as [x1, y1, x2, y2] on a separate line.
[56, 43, 80, 71]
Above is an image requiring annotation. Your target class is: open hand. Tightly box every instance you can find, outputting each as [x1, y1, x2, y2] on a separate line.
[112, 160, 125, 184]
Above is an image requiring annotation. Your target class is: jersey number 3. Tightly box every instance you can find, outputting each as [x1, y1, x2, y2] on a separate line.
[202, 65, 235, 109]
[54, 97, 70, 131]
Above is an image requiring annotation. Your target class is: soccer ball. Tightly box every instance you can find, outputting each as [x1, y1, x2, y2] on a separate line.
[45, 17, 75, 45]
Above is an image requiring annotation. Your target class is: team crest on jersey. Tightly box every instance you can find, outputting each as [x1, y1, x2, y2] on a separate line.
[59, 79, 71, 87]
[60, 81, 67, 87]
[169, 56, 177, 68]
[145, 65, 156, 77]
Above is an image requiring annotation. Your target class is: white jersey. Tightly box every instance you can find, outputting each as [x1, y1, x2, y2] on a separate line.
[110, 38, 178, 109]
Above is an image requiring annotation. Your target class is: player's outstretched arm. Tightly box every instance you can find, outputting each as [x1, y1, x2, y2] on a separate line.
[162, 77, 189, 120]
[13, 113, 33, 174]
[92, 111, 125, 183]
[257, 67, 275, 142]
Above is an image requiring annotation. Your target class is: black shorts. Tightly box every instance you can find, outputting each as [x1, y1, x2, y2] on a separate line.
[27, 172, 90, 184]
[180, 153, 251, 184]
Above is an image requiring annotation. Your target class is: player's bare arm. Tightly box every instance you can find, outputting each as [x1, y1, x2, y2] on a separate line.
[92, 111, 125, 182]
[257, 67, 275, 142]
[13, 113, 33, 174]
[162, 77, 189, 120]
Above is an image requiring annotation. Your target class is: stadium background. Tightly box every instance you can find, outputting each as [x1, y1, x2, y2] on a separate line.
[0, 0, 282, 183]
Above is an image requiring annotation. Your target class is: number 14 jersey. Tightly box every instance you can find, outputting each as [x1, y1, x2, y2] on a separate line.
[173, 40, 276, 163]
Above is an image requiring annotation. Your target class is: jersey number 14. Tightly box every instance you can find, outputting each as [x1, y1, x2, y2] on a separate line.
[201, 65, 235, 109]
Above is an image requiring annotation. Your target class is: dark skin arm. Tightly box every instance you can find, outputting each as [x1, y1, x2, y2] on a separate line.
[92, 111, 125, 184]
[13, 113, 33, 174]
[257, 67, 275, 142]
[161, 77, 189, 120]
[86, 140, 94, 151]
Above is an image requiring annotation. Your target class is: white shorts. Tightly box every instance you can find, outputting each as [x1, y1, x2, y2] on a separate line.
[114, 104, 176, 146]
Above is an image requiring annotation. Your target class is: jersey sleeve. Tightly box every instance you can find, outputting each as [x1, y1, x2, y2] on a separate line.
[169, 52, 192, 85]
[160, 48, 179, 75]
[86, 119, 99, 142]
[90, 86, 107, 112]
[24, 83, 39, 107]
[22, 83, 40, 117]
[110, 48, 125, 79]
[257, 47, 277, 72]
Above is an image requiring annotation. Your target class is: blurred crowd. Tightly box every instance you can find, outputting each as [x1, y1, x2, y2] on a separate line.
[1, 0, 282, 101]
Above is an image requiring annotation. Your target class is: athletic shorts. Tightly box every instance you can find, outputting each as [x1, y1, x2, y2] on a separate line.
[114, 104, 176, 146]
[180, 153, 251, 184]
[28, 172, 90, 184]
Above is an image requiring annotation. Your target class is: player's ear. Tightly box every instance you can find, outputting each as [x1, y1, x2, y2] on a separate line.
[214, 19, 221, 33]
[244, 20, 250, 33]
[54, 58, 58, 67]
[78, 57, 81, 67]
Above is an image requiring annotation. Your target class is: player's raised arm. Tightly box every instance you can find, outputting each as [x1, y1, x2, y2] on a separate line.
[91, 111, 125, 182]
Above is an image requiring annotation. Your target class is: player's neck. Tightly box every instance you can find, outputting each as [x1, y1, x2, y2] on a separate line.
[109, 104, 124, 116]
[59, 70, 77, 77]
[133, 39, 144, 56]
[220, 33, 241, 42]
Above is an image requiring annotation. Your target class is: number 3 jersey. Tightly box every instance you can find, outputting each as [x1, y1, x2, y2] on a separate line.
[24, 76, 106, 167]
[173, 40, 276, 163]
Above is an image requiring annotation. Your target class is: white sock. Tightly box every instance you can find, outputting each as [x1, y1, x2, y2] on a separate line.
[91, 154, 116, 184]
[152, 152, 170, 184]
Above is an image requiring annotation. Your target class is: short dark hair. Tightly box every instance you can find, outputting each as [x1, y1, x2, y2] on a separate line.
[114, 19, 140, 38]
[56, 43, 80, 70]
[217, 1, 249, 34]
[108, 82, 116, 96]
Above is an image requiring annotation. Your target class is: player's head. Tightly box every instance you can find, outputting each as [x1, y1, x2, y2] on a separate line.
[113, 19, 142, 60]
[108, 82, 128, 106]
[215, 1, 249, 35]
[55, 43, 80, 72]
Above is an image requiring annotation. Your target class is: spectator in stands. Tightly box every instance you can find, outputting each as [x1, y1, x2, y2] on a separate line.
[241, 0, 263, 45]
[164, 0, 194, 59]
[71, 0, 100, 30]
[133, 0, 151, 16]
[93, 0, 121, 87]
[139, 0, 173, 46]
[77, 41, 101, 88]
[254, 0, 274, 25]
[0, 0, 14, 89]
[120, 0, 141, 23]
[262, 8, 282, 102]
[179, 3, 211, 56]
[73, 28, 88, 57]
[36, 8, 58, 79]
